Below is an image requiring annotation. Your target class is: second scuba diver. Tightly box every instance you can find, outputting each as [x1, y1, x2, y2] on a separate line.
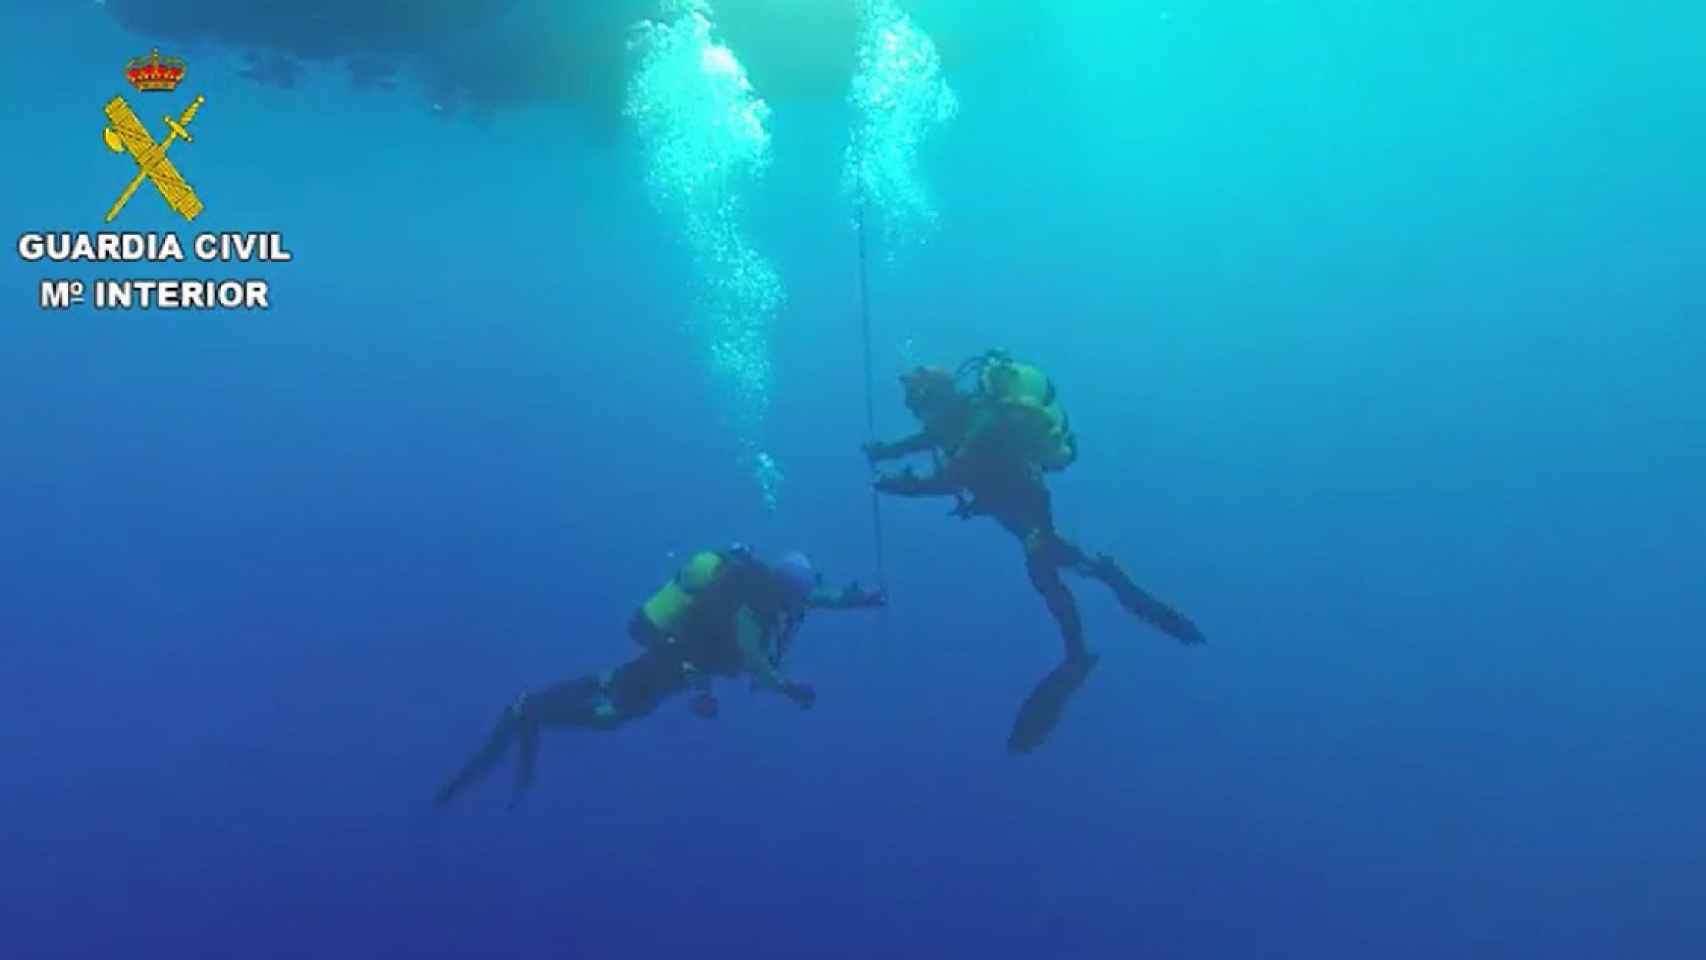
[865, 350, 1205, 753]
[433, 545, 885, 808]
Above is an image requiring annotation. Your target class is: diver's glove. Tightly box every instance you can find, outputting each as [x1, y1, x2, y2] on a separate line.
[873, 466, 917, 493]
[783, 681, 817, 709]
[838, 582, 887, 608]
[861, 441, 889, 464]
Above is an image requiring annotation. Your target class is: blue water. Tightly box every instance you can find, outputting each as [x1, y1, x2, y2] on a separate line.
[4, 3, 1704, 957]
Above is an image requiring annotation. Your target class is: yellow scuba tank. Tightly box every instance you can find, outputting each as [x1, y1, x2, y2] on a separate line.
[976, 354, 1077, 472]
[638, 550, 727, 639]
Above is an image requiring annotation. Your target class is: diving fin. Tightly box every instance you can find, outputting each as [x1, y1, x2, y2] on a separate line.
[509, 719, 540, 810]
[433, 703, 524, 809]
[1092, 555, 1206, 645]
[1007, 654, 1099, 754]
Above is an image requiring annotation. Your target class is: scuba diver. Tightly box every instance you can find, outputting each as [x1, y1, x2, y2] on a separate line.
[433, 546, 885, 808]
[864, 350, 1205, 753]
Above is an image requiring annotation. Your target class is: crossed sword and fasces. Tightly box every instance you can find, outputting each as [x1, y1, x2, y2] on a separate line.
[102, 94, 204, 222]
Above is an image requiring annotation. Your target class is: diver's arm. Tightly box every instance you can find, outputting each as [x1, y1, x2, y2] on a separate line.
[736, 606, 805, 700]
[874, 464, 963, 497]
[807, 582, 886, 610]
[864, 432, 936, 463]
[947, 404, 1020, 474]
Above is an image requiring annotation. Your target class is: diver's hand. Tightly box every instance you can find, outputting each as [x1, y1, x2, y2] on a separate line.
[873, 466, 915, 493]
[784, 681, 817, 709]
[861, 441, 886, 464]
[840, 582, 886, 608]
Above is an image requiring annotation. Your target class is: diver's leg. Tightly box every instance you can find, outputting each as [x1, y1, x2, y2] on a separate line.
[1004, 540, 1102, 753]
[985, 481, 1091, 662]
[432, 673, 628, 809]
[504, 660, 693, 807]
[1085, 553, 1206, 645]
[502, 676, 620, 808]
[1026, 544, 1090, 663]
[515, 652, 690, 731]
[605, 651, 690, 720]
[1048, 532, 1094, 571]
[520, 674, 626, 728]
[1041, 508, 1205, 645]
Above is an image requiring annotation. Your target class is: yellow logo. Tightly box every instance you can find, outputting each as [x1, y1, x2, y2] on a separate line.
[102, 50, 205, 222]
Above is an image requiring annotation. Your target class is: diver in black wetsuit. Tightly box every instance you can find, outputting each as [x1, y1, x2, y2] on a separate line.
[866, 352, 1205, 753]
[433, 546, 884, 808]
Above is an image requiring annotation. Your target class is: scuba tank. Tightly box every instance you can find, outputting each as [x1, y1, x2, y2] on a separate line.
[635, 543, 754, 646]
[957, 349, 1078, 472]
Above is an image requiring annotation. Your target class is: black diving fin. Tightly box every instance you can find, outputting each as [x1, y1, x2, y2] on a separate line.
[1007, 654, 1099, 754]
[1092, 555, 1206, 645]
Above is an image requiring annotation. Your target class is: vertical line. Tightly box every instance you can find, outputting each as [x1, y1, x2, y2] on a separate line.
[857, 198, 887, 596]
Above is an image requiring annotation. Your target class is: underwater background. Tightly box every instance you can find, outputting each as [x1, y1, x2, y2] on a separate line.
[3, 1, 1703, 956]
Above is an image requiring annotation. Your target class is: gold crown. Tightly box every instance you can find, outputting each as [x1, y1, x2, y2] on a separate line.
[126, 49, 185, 92]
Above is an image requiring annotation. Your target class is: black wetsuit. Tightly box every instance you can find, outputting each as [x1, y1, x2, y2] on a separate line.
[871, 417, 1204, 751]
[433, 556, 800, 809]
